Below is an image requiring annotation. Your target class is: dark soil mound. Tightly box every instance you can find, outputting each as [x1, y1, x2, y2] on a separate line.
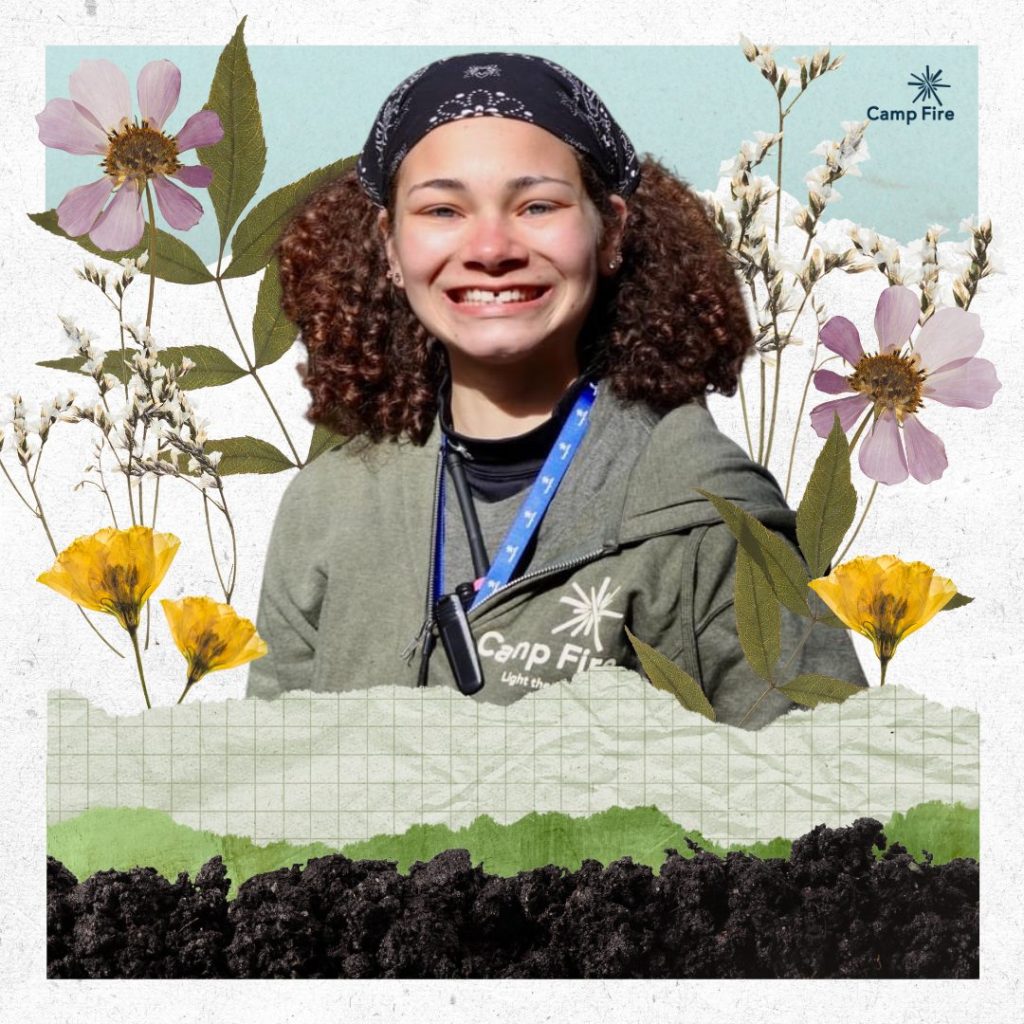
[47, 817, 978, 978]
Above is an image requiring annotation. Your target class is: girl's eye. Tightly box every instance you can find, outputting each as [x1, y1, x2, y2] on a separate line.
[424, 206, 458, 218]
[523, 202, 555, 215]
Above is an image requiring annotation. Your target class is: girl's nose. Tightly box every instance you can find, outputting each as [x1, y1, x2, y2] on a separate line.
[461, 214, 528, 270]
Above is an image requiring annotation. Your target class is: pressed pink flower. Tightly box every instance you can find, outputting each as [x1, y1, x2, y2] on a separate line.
[36, 59, 224, 251]
[809, 285, 1000, 485]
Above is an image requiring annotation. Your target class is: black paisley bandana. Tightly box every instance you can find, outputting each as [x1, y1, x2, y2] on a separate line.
[356, 52, 641, 206]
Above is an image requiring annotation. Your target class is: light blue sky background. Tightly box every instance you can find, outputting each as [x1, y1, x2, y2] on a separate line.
[45, 45, 977, 264]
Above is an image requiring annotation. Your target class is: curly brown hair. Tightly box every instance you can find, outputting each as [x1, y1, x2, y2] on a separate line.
[276, 152, 754, 445]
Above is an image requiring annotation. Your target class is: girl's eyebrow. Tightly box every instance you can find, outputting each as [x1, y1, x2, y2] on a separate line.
[406, 175, 575, 196]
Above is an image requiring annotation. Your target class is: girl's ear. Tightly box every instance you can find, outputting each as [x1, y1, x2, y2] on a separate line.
[599, 195, 629, 277]
[377, 208, 398, 277]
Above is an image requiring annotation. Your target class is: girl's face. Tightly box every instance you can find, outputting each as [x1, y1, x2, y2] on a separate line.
[380, 118, 626, 381]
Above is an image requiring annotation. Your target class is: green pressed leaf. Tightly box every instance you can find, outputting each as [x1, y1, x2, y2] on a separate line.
[161, 345, 247, 389]
[39, 346, 242, 389]
[223, 155, 357, 279]
[734, 548, 781, 681]
[624, 626, 716, 721]
[205, 436, 294, 475]
[28, 210, 213, 284]
[699, 489, 812, 618]
[941, 593, 974, 611]
[40, 351, 132, 384]
[796, 413, 857, 578]
[305, 423, 346, 464]
[38, 355, 94, 376]
[779, 673, 864, 708]
[252, 264, 298, 368]
[197, 17, 267, 252]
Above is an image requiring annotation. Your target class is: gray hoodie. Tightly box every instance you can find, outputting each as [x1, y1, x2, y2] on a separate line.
[247, 386, 867, 728]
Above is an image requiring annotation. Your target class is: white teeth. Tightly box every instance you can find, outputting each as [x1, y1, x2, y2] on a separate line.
[456, 288, 541, 304]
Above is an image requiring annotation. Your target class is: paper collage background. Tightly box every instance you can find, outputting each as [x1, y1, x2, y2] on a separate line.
[3, 0, 1022, 1019]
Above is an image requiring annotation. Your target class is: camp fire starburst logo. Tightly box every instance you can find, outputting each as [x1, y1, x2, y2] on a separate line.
[550, 576, 623, 652]
[907, 65, 950, 106]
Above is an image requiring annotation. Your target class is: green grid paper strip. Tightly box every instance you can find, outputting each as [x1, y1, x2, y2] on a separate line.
[47, 667, 978, 847]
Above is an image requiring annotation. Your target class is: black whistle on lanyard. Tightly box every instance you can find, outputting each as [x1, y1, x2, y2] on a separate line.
[434, 446, 488, 696]
[435, 582, 485, 695]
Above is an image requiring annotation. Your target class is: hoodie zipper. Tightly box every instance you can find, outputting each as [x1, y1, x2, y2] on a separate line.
[400, 446, 444, 682]
[465, 543, 617, 620]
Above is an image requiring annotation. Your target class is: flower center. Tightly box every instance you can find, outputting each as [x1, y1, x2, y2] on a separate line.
[102, 120, 181, 188]
[860, 591, 909, 661]
[99, 564, 142, 630]
[847, 351, 927, 421]
[187, 629, 229, 684]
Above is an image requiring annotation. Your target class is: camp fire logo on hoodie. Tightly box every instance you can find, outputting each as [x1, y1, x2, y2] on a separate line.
[477, 575, 623, 691]
[551, 576, 623, 651]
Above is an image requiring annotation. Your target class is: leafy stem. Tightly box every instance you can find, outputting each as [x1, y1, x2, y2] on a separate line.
[214, 262, 302, 466]
[738, 614, 821, 729]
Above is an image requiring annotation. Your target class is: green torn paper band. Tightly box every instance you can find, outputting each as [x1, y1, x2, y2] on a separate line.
[48, 669, 978, 850]
[48, 801, 978, 900]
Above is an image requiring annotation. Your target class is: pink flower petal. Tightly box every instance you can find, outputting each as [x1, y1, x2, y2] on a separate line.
[818, 315, 864, 365]
[153, 174, 204, 231]
[69, 59, 132, 132]
[56, 177, 115, 237]
[813, 369, 852, 395]
[913, 306, 984, 372]
[873, 285, 920, 353]
[35, 98, 108, 154]
[174, 164, 214, 189]
[174, 109, 224, 152]
[89, 183, 144, 251]
[809, 394, 870, 438]
[858, 410, 908, 485]
[137, 60, 181, 131]
[923, 357, 1002, 409]
[902, 414, 947, 484]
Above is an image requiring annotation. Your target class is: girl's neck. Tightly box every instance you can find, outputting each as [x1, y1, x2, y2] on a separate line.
[446, 351, 580, 440]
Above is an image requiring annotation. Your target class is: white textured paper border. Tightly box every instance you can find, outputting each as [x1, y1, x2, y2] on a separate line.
[3, 0, 1022, 1019]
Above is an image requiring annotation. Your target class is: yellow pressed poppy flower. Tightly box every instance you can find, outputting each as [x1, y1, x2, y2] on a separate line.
[38, 525, 180, 633]
[161, 596, 268, 703]
[808, 554, 957, 684]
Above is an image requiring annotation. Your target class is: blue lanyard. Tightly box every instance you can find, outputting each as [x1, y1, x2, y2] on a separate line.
[435, 380, 598, 611]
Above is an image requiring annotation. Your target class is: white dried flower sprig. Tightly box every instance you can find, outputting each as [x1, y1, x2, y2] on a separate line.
[1, 391, 77, 465]
[952, 217, 995, 311]
[739, 36, 843, 100]
[719, 130, 783, 180]
[74, 253, 148, 301]
[793, 121, 870, 237]
[848, 226, 911, 286]
[915, 224, 948, 323]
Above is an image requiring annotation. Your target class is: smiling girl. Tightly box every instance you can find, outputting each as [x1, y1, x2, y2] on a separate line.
[247, 52, 865, 727]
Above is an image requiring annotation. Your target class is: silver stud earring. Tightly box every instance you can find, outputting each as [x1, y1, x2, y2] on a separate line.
[386, 269, 403, 286]
[608, 252, 622, 271]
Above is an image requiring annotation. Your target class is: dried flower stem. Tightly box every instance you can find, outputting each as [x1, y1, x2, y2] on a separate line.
[144, 183, 157, 329]
[203, 491, 230, 602]
[834, 481, 879, 567]
[784, 338, 823, 501]
[213, 265, 302, 466]
[8, 457, 125, 658]
[737, 376, 755, 459]
[126, 625, 152, 709]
